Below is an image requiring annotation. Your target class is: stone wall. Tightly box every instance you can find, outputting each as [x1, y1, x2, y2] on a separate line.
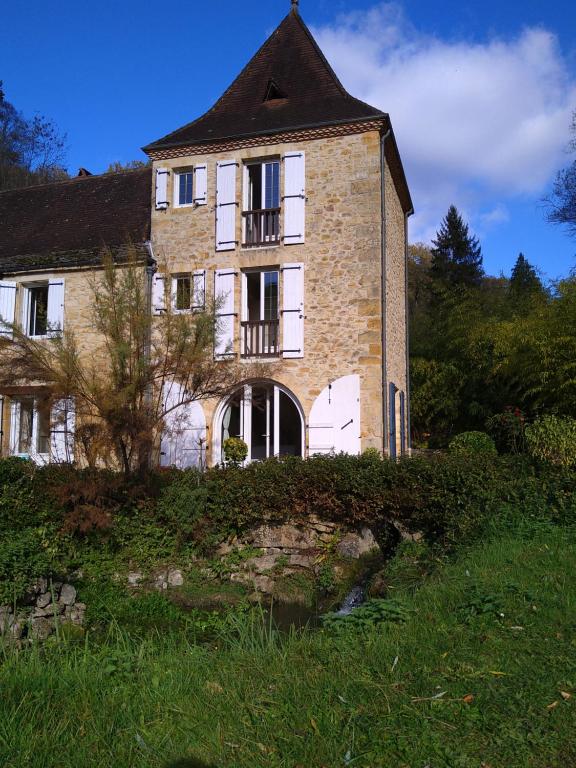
[0, 578, 85, 643]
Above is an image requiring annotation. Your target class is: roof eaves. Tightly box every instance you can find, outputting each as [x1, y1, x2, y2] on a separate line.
[143, 112, 387, 154]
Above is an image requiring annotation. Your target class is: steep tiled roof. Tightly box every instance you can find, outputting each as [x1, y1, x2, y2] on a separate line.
[143, 9, 384, 152]
[0, 168, 152, 274]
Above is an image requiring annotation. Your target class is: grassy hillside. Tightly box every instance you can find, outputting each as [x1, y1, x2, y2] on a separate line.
[1, 521, 575, 767]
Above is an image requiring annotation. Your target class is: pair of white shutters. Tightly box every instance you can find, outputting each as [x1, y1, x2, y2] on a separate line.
[155, 165, 208, 210]
[216, 152, 306, 251]
[9, 397, 75, 463]
[214, 264, 304, 359]
[152, 270, 206, 315]
[0, 280, 64, 338]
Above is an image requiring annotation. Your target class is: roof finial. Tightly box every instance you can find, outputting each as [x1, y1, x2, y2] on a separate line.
[291, 0, 299, 12]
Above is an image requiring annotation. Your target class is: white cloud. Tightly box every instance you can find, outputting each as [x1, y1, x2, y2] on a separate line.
[312, 4, 576, 242]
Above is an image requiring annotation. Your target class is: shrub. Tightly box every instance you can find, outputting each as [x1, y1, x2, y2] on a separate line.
[0, 456, 32, 486]
[449, 431, 497, 458]
[223, 437, 248, 466]
[525, 415, 576, 468]
[486, 407, 526, 454]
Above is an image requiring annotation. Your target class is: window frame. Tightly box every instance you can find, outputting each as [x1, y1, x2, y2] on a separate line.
[10, 397, 51, 462]
[171, 271, 206, 314]
[173, 167, 195, 208]
[22, 282, 50, 339]
[242, 158, 280, 213]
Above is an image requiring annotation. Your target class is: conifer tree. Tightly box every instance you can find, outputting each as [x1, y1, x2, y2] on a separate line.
[431, 205, 483, 287]
[509, 253, 543, 294]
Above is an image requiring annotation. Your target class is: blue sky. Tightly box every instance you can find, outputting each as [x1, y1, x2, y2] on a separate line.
[1, 0, 575, 280]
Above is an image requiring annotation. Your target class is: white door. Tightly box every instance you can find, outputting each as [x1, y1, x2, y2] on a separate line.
[308, 374, 361, 455]
[160, 382, 207, 469]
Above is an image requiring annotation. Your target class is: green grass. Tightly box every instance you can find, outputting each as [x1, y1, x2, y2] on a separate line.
[1, 523, 576, 767]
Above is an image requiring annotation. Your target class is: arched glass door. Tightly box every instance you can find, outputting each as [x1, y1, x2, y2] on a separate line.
[220, 382, 303, 462]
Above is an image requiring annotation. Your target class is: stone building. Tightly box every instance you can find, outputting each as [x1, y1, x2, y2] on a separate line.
[0, 2, 413, 467]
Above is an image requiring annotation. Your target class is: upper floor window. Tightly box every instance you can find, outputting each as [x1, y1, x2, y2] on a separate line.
[22, 280, 64, 338]
[176, 170, 194, 206]
[241, 268, 279, 357]
[215, 152, 305, 253]
[28, 285, 49, 337]
[171, 165, 208, 209]
[170, 270, 206, 313]
[243, 160, 281, 247]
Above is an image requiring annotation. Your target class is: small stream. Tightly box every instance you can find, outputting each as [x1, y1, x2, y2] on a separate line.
[266, 583, 368, 630]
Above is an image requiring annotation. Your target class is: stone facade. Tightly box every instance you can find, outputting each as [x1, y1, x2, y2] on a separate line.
[151, 129, 409, 462]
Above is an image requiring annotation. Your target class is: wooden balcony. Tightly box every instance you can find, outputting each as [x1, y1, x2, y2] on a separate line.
[242, 208, 280, 247]
[241, 319, 280, 358]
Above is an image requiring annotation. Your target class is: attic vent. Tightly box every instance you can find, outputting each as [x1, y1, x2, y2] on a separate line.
[263, 79, 287, 102]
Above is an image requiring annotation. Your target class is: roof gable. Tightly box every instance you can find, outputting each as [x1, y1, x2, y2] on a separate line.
[144, 9, 383, 152]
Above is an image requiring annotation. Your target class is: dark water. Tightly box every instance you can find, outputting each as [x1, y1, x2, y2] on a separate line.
[262, 584, 367, 631]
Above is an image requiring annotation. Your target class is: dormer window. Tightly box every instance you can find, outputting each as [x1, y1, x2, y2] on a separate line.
[242, 159, 280, 247]
[263, 79, 287, 102]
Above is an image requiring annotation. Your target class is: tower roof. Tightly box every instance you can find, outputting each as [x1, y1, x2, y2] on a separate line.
[143, 9, 384, 153]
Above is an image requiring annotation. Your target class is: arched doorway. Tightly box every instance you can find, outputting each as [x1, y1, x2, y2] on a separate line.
[214, 381, 304, 463]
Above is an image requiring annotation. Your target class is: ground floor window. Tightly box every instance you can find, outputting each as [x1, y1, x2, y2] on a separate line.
[9, 397, 50, 460]
[219, 382, 303, 462]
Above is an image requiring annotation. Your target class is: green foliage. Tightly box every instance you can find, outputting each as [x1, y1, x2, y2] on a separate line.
[0, 528, 55, 603]
[361, 447, 382, 460]
[0, 456, 32, 486]
[525, 414, 576, 467]
[410, 357, 462, 444]
[223, 437, 248, 466]
[322, 598, 411, 632]
[486, 407, 526, 454]
[448, 431, 497, 458]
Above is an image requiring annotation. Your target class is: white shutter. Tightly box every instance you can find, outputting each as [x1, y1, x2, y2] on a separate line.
[283, 151, 305, 245]
[160, 381, 207, 469]
[152, 273, 166, 315]
[192, 270, 206, 310]
[9, 400, 20, 455]
[0, 281, 17, 338]
[216, 161, 238, 251]
[47, 279, 65, 335]
[194, 164, 208, 205]
[281, 263, 304, 358]
[214, 269, 236, 358]
[50, 398, 75, 463]
[308, 374, 361, 456]
[155, 167, 169, 210]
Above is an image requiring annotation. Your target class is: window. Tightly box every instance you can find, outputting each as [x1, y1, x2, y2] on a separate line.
[173, 165, 208, 208]
[175, 275, 191, 311]
[177, 171, 194, 206]
[22, 280, 64, 338]
[171, 271, 206, 313]
[9, 397, 74, 463]
[241, 269, 279, 357]
[11, 398, 50, 458]
[243, 160, 280, 246]
[28, 285, 49, 337]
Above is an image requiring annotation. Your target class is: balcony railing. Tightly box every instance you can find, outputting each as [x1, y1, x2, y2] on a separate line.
[241, 320, 280, 358]
[242, 208, 280, 247]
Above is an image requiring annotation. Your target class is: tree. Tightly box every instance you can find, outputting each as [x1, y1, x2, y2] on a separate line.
[509, 253, 544, 298]
[431, 205, 483, 287]
[546, 111, 576, 238]
[105, 159, 150, 174]
[0, 81, 68, 191]
[0, 248, 266, 475]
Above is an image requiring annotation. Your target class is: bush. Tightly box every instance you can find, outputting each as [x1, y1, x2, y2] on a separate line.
[525, 415, 576, 468]
[0, 456, 32, 486]
[223, 437, 248, 466]
[486, 407, 526, 454]
[449, 431, 497, 457]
